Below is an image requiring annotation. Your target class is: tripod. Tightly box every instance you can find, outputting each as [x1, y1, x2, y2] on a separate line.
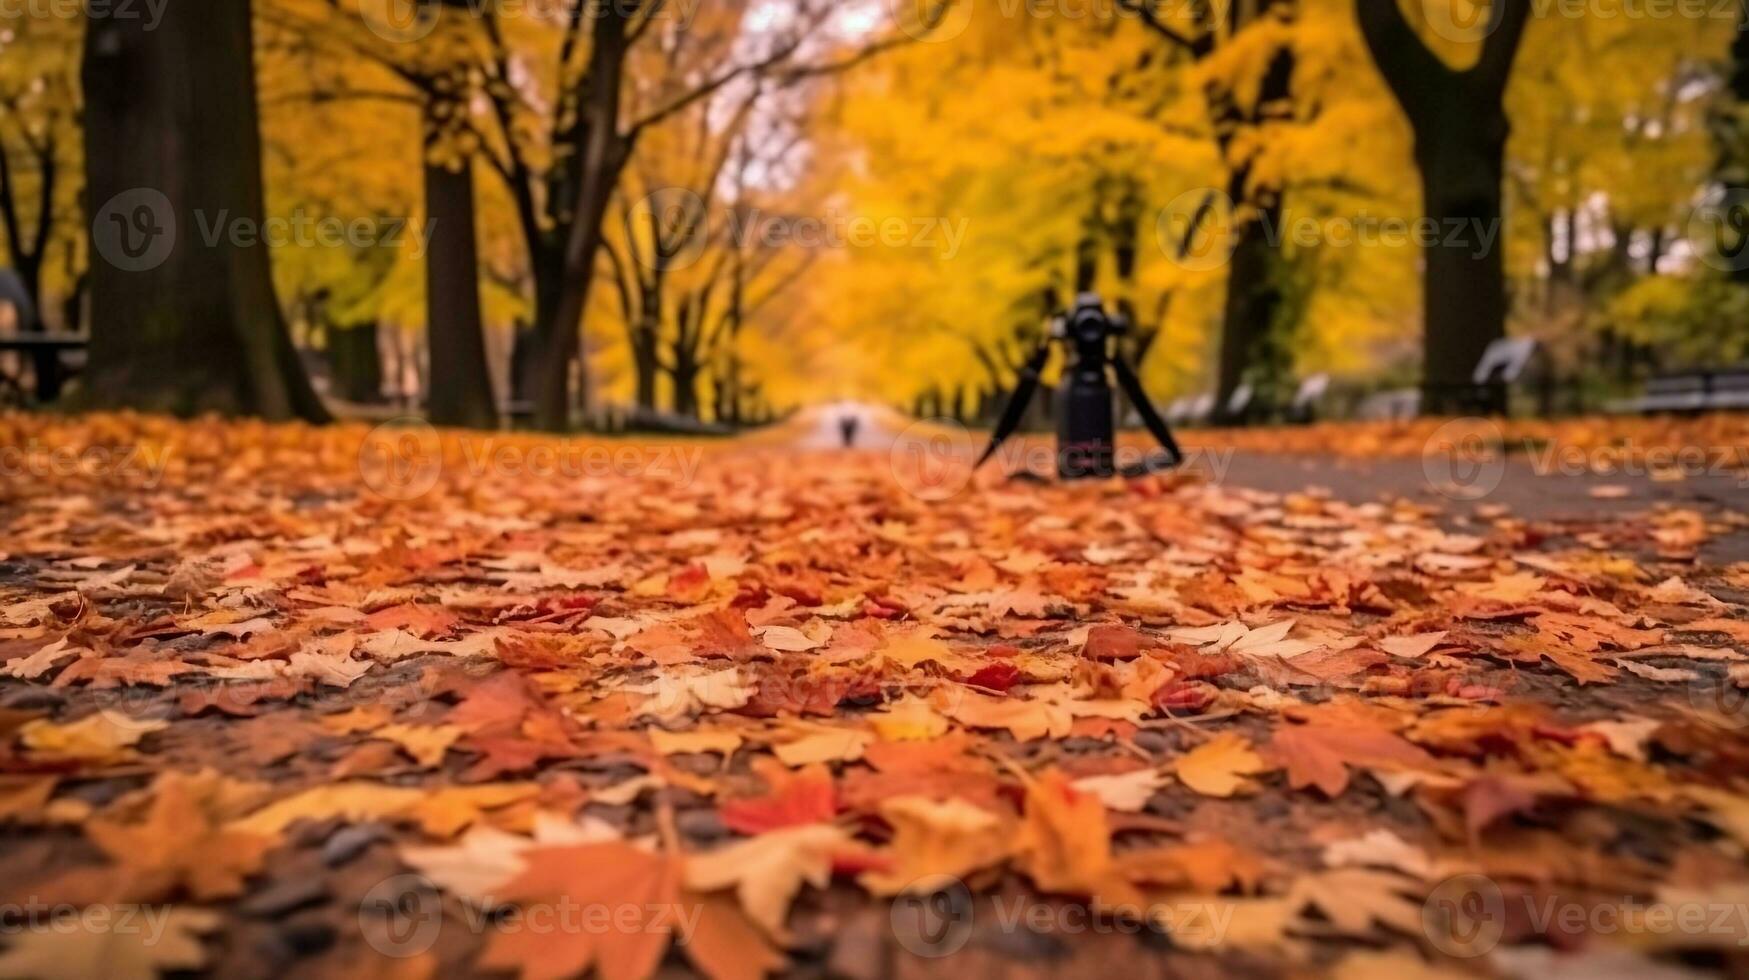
[975, 293, 1184, 480]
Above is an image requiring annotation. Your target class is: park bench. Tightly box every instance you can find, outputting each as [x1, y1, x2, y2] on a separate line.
[1428, 337, 1551, 416]
[1357, 388, 1421, 421]
[1285, 374, 1331, 424]
[0, 333, 87, 405]
[1609, 365, 1749, 414]
[1223, 382, 1264, 425]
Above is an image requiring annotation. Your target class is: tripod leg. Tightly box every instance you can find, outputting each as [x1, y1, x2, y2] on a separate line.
[975, 340, 1051, 470]
[1112, 356, 1184, 468]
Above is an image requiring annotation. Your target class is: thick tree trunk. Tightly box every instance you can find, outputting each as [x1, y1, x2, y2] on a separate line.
[80, 0, 326, 421]
[1214, 207, 1281, 422]
[1205, 38, 1293, 420]
[11, 256, 42, 331]
[1722, 12, 1749, 285]
[1356, 0, 1528, 416]
[326, 320, 383, 404]
[423, 154, 498, 429]
[532, 10, 631, 431]
[672, 360, 700, 418]
[1416, 122, 1508, 413]
[633, 333, 659, 411]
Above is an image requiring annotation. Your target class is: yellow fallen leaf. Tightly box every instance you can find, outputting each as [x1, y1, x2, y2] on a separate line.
[1175, 733, 1267, 798]
[860, 796, 1011, 896]
[0, 907, 217, 980]
[867, 697, 949, 741]
[372, 723, 464, 768]
[19, 713, 167, 763]
[229, 781, 537, 838]
[650, 728, 744, 757]
[771, 729, 870, 767]
[683, 823, 853, 941]
[1070, 769, 1168, 813]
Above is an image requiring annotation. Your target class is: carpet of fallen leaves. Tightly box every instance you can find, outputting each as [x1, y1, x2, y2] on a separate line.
[1181, 414, 1749, 469]
[2, 412, 1749, 980]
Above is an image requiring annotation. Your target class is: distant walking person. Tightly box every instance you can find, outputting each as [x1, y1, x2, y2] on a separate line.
[838, 415, 861, 448]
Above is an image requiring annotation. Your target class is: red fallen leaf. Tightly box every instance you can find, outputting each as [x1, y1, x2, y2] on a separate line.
[54, 651, 199, 689]
[667, 563, 712, 601]
[964, 662, 1021, 691]
[1282, 646, 1390, 683]
[1083, 624, 1150, 661]
[736, 662, 879, 717]
[461, 737, 560, 781]
[1267, 723, 1439, 797]
[986, 644, 1021, 659]
[447, 671, 551, 736]
[860, 595, 907, 620]
[831, 848, 892, 876]
[695, 609, 763, 660]
[1462, 774, 1565, 841]
[179, 676, 307, 716]
[366, 603, 458, 639]
[772, 578, 825, 606]
[493, 634, 575, 671]
[506, 593, 599, 625]
[719, 766, 837, 834]
[1152, 645, 1239, 681]
[1150, 679, 1215, 713]
[729, 586, 771, 609]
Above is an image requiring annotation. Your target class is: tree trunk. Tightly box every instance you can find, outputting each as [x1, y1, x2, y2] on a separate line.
[422, 153, 498, 429]
[1356, 0, 1528, 416]
[1205, 36, 1293, 420]
[672, 359, 700, 418]
[532, 9, 631, 431]
[1417, 124, 1508, 412]
[1214, 206, 1281, 422]
[80, 0, 327, 421]
[633, 332, 659, 411]
[1721, 10, 1749, 285]
[326, 320, 383, 404]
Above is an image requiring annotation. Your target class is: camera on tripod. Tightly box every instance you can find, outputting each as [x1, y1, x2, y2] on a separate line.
[976, 293, 1183, 480]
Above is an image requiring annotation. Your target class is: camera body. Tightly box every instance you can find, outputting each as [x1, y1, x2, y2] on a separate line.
[1053, 294, 1123, 479]
[974, 291, 1181, 480]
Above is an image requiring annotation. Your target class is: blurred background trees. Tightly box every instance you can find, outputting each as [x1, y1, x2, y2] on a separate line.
[0, 0, 1741, 424]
